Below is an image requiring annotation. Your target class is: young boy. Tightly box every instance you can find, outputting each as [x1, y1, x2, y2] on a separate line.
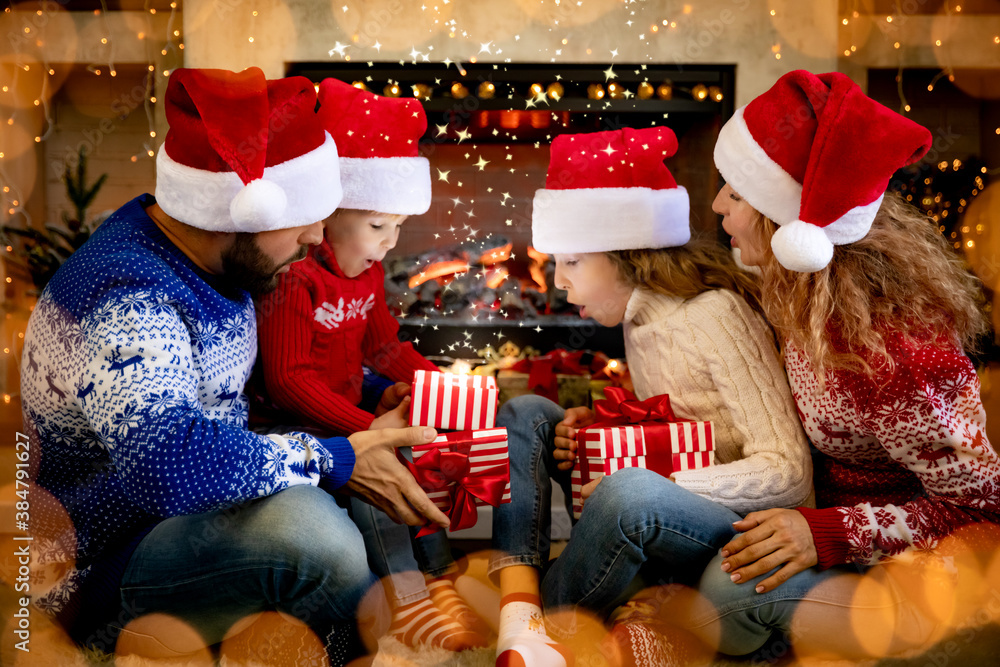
[255, 78, 488, 651]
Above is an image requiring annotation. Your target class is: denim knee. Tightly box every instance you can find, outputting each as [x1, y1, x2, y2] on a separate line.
[586, 467, 665, 521]
[246, 486, 374, 607]
[497, 394, 565, 433]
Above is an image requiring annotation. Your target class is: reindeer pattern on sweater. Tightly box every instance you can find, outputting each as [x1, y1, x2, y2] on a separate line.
[785, 333, 1000, 567]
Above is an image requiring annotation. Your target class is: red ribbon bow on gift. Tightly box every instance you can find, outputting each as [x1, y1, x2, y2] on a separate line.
[403, 438, 508, 537]
[594, 386, 678, 424]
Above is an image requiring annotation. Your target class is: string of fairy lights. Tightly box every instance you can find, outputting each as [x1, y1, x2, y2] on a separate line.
[358, 77, 724, 105]
[0, 0, 992, 392]
[0, 1, 996, 259]
[0, 1, 186, 227]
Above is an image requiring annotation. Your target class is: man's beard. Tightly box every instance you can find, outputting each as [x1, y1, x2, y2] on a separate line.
[220, 233, 308, 297]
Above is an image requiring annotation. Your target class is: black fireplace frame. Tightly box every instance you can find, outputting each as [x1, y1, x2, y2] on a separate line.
[286, 61, 736, 359]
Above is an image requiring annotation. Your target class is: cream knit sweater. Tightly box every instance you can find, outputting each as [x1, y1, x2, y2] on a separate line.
[622, 288, 813, 514]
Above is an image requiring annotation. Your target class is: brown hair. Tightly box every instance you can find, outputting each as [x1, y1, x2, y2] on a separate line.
[605, 239, 764, 316]
[745, 192, 988, 382]
[332, 208, 407, 222]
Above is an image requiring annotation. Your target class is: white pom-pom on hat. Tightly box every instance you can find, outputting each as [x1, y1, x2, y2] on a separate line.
[770, 220, 834, 273]
[230, 178, 288, 233]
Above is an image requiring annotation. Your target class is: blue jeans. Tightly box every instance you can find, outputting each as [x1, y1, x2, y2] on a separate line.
[349, 497, 456, 605]
[118, 485, 386, 665]
[490, 395, 575, 576]
[544, 467, 740, 621]
[689, 552, 940, 659]
[491, 395, 740, 622]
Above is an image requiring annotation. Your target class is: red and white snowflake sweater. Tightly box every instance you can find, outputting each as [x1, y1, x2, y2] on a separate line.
[787, 330, 1000, 569]
[257, 241, 437, 435]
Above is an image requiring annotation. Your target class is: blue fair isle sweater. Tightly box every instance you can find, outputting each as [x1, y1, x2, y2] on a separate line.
[21, 194, 355, 641]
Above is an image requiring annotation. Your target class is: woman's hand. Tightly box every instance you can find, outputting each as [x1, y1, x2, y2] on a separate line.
[553, 406, 595, 471]
[719, 509, 818, 594]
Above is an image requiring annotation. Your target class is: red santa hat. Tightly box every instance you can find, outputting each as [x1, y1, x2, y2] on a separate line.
[317, 78, 431, 215]
[532, 126, 690, 254]
[155, 67, 341, 233]
[714, 70, 932, 272]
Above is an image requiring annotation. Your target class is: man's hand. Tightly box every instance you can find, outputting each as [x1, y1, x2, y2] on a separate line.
[719, 509, 818, 594]
[374, 382, 411, 417]
[369, 396, 410, 430]
[553, 406, 595, 471]
[345, 426, 450, 529]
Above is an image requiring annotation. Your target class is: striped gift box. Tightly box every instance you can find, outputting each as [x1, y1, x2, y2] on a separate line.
[411, 428, 511, 518]
[409, 370, 498, 431]
[571, 420, 714, 519]
[605, 455, 646, 474]
[579, 421, 714, 459]
[579, 425, 645, 459]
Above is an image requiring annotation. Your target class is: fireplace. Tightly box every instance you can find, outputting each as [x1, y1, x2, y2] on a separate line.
[289, 62, 735, 359]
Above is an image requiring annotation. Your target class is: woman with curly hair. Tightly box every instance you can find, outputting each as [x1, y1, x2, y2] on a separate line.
[692, 69, 1000, 660]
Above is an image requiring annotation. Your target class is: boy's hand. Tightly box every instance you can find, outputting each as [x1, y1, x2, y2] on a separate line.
[553, 406, 595, 471]
[370, 396, 410, 430]
[375, 382, 411, 417]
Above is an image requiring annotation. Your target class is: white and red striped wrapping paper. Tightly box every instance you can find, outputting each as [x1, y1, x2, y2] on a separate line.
[571, 420, 714, 519]
[410, 428, 511, 518]
[409, 370, 498, 431]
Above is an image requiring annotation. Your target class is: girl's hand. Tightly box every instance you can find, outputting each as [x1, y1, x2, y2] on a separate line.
[719, 509, 818, 594]
[375, 382, 411, 417]
[553, 406, 595, 471]
[580, 475, 603, 503]
[370, 396, 411, 430]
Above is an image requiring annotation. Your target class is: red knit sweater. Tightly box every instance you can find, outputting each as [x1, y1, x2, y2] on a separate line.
[257, 241, 437, 435]
[787, 331, 1000, 568]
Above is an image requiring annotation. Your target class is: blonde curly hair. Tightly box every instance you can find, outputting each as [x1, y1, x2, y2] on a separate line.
[605, 238, 764, 317]
[745, 191, 988, 382]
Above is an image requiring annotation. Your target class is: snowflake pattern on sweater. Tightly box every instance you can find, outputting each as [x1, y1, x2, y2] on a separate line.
[21, 195, 354, 630]
[786, 333, 1000, 568]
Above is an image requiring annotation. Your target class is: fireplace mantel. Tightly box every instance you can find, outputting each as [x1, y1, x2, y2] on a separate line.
[288, 62, 735, 359]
